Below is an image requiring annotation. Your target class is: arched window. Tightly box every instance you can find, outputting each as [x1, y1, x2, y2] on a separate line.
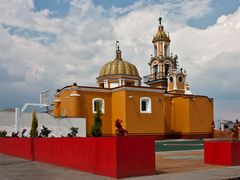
[92, 98, 104, 113]
[140, 97, 152, 113]
[153, 64, 158, 74]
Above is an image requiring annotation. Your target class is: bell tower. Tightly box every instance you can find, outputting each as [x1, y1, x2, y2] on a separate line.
[143, 17, 176, 90]
[143, 17, 188, 93]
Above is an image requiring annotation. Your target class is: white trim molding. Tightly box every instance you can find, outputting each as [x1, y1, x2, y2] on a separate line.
[92, 98, 105, 113]
[140, 97, 152, 113]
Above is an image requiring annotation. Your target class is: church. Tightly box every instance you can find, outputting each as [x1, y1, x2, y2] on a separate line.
[53, 18, 213, 139]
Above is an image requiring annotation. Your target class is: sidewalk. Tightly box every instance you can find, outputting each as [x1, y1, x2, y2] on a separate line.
[1, 152, 240, 180]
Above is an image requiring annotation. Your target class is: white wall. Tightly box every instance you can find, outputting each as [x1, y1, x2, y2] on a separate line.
[0, 111, 86, 137]
[110, 82, 118, 88]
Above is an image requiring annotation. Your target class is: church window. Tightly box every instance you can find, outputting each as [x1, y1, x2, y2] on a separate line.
[178, 76, 184, 83]
[169, 76, 173, 83]
[140, 97, 152, 113]
[165, 63, 170, 77]
[92, 98, 104, 113]
[153, 64, 158, 74]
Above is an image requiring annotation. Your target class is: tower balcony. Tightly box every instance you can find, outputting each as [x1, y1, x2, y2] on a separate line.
[143, 72, 167, 84]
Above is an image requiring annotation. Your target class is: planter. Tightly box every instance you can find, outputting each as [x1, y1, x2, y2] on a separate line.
[0, 138, 33, 160]
[204, 140, 240, 166]
[0, 136, 156, 178]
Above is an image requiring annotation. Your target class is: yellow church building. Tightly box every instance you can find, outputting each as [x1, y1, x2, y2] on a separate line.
[53, 19, 213, 139]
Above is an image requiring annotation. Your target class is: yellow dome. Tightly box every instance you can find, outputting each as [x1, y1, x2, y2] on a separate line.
[99, 50, 140, 77]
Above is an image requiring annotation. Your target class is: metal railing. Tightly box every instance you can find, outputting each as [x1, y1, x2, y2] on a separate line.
[143, 72, 167, 83]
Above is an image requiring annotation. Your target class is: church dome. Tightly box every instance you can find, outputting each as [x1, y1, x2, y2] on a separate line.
[97, 42, 141, 88]
[99, 49, 140, 77]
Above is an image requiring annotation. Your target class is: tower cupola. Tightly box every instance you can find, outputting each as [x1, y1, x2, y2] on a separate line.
[152, 17, 171, 58]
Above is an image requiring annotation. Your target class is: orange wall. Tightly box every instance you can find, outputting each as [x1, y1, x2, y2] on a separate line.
[168, 82, 174, 91]
[163, 97, 173, 133]
[171, 97, 190, 133]
[124, 90, 165, 134]
[111, 90, 127, 134]
[55, 89, 112, 136]
[189, 97, 213, 133]
[54, 87, 213, 137]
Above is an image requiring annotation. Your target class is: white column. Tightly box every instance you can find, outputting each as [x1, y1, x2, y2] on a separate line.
[104, 80, 109, 88]
[134, 80, 139, 86]
[119, 79, 122, 86]
[173, 75, 177, 90]
[162, 42, 165, 57]
[15, 108, 20, 133]
[154, 44, 157, 57]
[167, 43, 170, 57]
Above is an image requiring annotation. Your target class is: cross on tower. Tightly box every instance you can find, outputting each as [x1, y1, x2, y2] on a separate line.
[158, 17, 162, 25]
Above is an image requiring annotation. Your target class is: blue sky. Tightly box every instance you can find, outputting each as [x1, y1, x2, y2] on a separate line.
[33, 0, 240, 28]
[0, 0, 240, 120]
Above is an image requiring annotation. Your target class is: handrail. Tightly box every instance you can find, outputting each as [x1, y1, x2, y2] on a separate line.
[143, 72, 167, 83]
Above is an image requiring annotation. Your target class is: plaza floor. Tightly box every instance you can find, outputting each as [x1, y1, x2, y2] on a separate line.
[156, 150, 220, 173]
[1, 150, 240, 180]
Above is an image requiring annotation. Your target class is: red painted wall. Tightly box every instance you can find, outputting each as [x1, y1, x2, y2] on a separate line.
[116, 136, 156, 178]
[0, 138, 33, 160]
[0, 137, 155, 178]
[33, 137, 118, 177]
[204, 141, 240, 166]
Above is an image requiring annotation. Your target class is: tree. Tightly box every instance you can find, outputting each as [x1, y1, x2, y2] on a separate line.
[91, 103, 102, 137]
[30, 111, 38, 137]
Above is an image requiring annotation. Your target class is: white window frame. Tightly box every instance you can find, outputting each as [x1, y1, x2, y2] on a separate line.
[92, 98, 105, 113]
[140, 97, 152, 113]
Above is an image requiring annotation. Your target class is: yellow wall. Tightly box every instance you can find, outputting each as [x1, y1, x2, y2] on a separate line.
[189, 96, 213, 133]
[111, 90, 127, 134]
[55, 89, 112, 136]
[171, 97, 190, 133]
[54, 86, 213, 138]
[168, 82, 174, 91]
[125, 90, 165, 134]
[163, 96, 173, 133]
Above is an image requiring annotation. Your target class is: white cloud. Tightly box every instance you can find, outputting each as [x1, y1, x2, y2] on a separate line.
[0, 0, 239, 120]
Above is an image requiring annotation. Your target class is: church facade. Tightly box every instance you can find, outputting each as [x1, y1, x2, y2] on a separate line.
[53, 19, 213, 139]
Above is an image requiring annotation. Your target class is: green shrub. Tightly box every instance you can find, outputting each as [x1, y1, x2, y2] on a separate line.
[30, 112, 38, 137]
[0, 130, 7, 137]
[39, 126, 52, 137]
[11, 132, 19, 137]
[91, 104, 102, 137]
[67, 127, 79, 137]
[21, 129, 27, 137]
